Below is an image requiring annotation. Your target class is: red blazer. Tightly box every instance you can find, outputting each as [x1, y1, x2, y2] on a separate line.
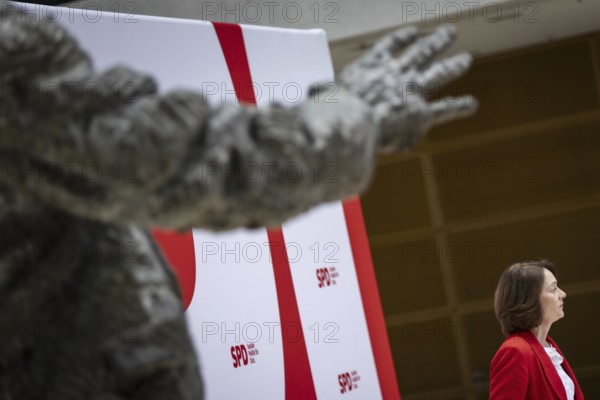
[490, 330, 584, 399]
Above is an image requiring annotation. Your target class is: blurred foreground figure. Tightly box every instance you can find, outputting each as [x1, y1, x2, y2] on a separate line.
[0, 8, 476, 400]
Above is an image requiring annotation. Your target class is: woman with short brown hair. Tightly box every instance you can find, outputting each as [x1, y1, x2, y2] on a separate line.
[489, 260, 584, 399]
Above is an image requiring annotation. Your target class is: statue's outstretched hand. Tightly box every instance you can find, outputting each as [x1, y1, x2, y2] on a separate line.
[338, 25, 477, 153]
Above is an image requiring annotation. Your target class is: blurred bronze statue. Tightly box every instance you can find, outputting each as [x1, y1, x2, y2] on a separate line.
[0, 6, 476, 400]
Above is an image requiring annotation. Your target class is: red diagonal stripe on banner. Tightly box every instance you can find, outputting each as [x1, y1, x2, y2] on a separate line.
[212, 21, 317, 400]
[343, 197, 402, 400]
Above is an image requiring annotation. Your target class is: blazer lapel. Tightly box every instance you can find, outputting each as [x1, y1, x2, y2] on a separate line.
[521, 331, 567, 400]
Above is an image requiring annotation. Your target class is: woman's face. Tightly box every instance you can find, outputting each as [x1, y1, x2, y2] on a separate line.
[540, 268, 566, 325]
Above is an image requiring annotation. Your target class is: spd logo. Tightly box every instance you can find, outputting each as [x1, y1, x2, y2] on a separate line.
[316, 266, 338, 288]
[231, 343, 259, 368]
[231, 344, 248, 368]
[338, 370, 360, 393]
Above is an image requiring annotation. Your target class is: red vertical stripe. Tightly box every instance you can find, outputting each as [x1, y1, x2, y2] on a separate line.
[212, 22, 257, 105]
[267, 228, 318, 400]
[343, 197, 401, 400]
[212, 22, 317, 400]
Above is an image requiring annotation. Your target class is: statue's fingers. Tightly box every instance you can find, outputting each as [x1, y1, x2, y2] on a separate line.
[397, 25, 457, 69]
[419, 52, 472, 91]
[373, 26, 419, 56]
[362, 26, 419, 65]
[430, 95, 478, 125]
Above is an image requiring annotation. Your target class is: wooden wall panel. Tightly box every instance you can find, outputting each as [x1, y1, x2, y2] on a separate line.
[450, 207, 600, 302]
[434, 121, 600, 222]
[362, 158, 432, 235]
[548, 292, 600, 367]
[361, 29, 600, 400]
[372, 238, 447, 314]
[426, 39, 600, 142]
[388, 319, 463, 395]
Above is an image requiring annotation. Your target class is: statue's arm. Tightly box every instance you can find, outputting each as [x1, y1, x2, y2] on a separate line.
[143, 84, 380, 231]
[1, 15, 476, 231]
[2, 77, 379, 230]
